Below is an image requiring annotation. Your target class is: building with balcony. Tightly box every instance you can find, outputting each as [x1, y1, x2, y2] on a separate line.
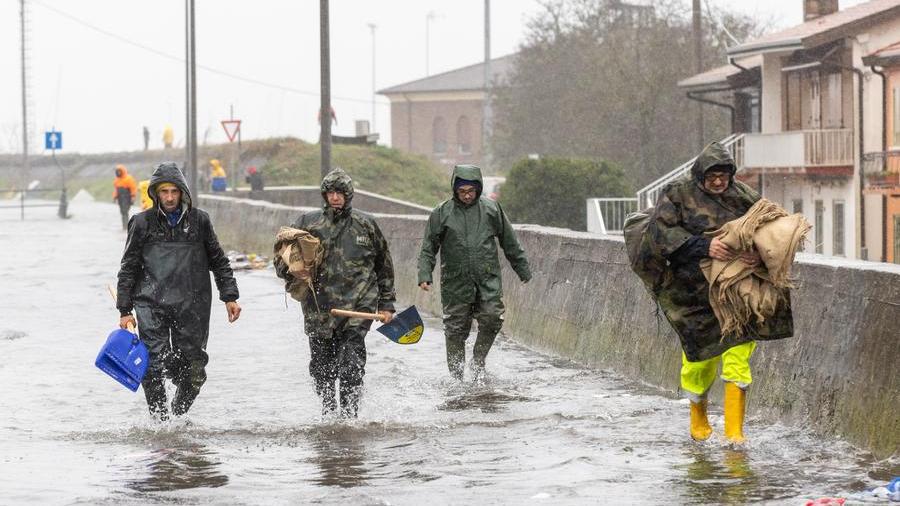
[675, 0, 900, 261]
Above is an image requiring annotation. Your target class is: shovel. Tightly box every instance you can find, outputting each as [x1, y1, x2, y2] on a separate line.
[95, 286, 149, 391]
[330, 306, 424, 345]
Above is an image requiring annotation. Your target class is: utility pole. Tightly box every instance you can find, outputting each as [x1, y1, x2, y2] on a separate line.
[185, 0, 198, 194]
[20, 0, 29, 204]
[368, 23, 376, 132]
[320, 0, 332, 178]
[693, 0, 704, 150]
[482, 0, 491, 171]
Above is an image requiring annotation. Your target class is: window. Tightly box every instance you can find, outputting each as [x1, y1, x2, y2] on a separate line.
[792, 199, 804, 214]
[814, 200, 824, 254]
[456, 116, 472, 154]
[833, 200, 845, 256]
[784, 69, 843, 130]
[432, 116, 447, 155]
[786, 72, 802, 131]
[821, 72, 843, 129]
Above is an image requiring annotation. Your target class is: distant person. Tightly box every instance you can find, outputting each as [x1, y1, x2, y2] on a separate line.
[142, 126, 150, 151]
[116, 162, 241, 420]
[163, 125, 174, 149]
[417, 165, 531, 381]
[245, 166, 264, 192]
[209, 159, 227, 192]
[138, 179, 153, 210]
[112, 164, 137, 230]
[275, 168, 395, 418]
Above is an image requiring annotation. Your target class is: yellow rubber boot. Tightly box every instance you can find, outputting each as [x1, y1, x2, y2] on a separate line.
[690, 400, 713, 441]
[723, 382, 747, 443]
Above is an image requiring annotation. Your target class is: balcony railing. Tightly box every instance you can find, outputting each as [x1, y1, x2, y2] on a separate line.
[862, 150, 900, 175]
[743, 129, 853, 169]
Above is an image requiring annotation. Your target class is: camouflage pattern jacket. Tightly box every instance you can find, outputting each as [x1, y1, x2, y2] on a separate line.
[287, 169, 396, 335]
[646, 142, 793, 361]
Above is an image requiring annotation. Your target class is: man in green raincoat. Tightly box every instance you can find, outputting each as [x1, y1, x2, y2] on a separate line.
[635, 141, 793, 443]
[418, 165, 532, 381]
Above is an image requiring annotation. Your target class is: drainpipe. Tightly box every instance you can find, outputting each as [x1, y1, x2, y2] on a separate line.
[824, 60, 866, 258]
[870, 64, 887, 261]
[686, 89, 736, 132]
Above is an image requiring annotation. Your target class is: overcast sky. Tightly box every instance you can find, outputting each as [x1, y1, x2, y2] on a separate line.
[0, 0, 868, 155]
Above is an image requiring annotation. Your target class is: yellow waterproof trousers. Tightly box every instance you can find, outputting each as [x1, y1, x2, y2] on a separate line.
[681, 341, 756, 401]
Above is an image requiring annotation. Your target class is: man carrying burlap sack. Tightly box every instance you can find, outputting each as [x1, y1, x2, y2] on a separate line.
[628, 141, 803, 444]
[274, 168, 396, 418]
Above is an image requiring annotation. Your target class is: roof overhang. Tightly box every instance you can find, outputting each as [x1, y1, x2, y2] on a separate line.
[727, 39, 804, 59]
[677, 55, 762, 92]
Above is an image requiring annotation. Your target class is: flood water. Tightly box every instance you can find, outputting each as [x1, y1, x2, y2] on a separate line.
[1, 201, 897, 505]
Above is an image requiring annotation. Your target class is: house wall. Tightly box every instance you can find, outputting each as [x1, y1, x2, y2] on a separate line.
[763, 175, 857, 257]
[761, 54, 785, 133]
[386, 91, 485, 169]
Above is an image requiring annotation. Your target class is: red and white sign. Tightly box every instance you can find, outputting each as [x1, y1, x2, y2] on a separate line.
[221, 120, 242, 142]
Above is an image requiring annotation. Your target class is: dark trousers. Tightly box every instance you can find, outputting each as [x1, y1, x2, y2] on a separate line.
[136, 305, 209, 419]
[308, 324, 368, 417]
[442, 295, 505, 380]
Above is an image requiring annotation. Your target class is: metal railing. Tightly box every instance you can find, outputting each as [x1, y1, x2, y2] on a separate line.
[0, 188, 69, 219]
[804, 128, 853, 166]
[635, 133, 744, 209]
[586, 197, 638, 235]
[862, 150, 900, 176]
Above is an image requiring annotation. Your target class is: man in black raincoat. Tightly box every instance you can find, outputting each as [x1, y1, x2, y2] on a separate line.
[637, 142, 793, 443]
[116, 162, 241, 420]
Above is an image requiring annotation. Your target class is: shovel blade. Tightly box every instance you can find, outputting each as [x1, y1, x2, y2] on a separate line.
[376, 306, 424, 344]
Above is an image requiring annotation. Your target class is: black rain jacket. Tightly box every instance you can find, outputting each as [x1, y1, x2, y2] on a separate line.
[116, 162, 239, 329]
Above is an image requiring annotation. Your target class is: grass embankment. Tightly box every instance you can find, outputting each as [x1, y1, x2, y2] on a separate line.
[239, 138, 449, 206]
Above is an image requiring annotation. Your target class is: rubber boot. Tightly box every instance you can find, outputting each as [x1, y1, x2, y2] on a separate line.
[690, 399, 713, 441]
[317, 381, 338, 416]
[142, 377, 169, 421]
[339, 383, 361, 419]
[472, 329, 497, 375]
[445, 335, 466, 381]
[723, 382, 747, 444]
[171, 384, 200, 417]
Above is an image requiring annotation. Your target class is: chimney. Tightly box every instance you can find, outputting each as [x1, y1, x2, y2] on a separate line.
[804, 0, 839, 21]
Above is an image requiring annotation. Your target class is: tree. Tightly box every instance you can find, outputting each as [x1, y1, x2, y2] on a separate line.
[499, 156, 629, 230]
[490, 0, 765, 188]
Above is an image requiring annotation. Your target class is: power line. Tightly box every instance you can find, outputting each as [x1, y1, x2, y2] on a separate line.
[32, 0, 390, 106]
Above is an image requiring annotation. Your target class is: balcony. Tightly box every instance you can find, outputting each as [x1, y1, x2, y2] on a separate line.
[740, 129, 853, 173]
[862, 151, 900, 187]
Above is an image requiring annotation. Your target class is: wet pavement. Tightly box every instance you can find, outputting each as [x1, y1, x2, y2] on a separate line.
[1, 201, 897, 505]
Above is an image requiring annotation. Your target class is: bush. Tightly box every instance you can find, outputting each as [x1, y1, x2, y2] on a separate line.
[499, 157, 630, 230]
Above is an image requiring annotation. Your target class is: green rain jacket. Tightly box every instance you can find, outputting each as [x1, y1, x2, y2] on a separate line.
[417, 165, 531, 305]
[646, 142, 793, 361]
[284, 168, 396, 334]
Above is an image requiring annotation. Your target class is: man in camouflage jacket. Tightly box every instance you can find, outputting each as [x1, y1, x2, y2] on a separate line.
[418, 164, 531, 380]
[279, 168, 396, 417]
[644, 141, 793, 443]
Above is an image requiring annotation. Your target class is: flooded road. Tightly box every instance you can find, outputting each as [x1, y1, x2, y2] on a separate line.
[1, 201, 897, 505]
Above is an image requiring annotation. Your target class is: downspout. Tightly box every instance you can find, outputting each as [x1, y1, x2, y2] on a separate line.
[824, 59, 866, 258]
[686, 89, 736, 132]
[870, 64, 887, 261]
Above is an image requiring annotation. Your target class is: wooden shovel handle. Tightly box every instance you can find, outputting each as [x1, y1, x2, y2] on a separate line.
[330, 309, 386, 322]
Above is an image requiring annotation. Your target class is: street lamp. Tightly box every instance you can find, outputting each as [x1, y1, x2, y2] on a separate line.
[426, 10, 438, 76]
[367, 22, 376, 132]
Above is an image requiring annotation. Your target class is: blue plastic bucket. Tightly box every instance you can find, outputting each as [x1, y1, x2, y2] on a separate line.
[95, 328, 149, 392]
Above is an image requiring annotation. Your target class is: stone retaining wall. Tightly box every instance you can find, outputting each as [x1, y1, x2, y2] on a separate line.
[201, 195, 900, 457]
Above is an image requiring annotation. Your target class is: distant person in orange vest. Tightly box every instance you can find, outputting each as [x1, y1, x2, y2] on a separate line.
[113, 164, 138, 230]
[209, 159, 227, 192]
[143, 126, 150, 151]
[163, 125, 174, 149]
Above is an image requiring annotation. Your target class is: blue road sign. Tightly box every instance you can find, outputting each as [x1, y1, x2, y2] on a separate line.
[45, 131, 62, 150]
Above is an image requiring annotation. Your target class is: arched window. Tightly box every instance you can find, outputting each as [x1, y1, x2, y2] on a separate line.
[432, 116, 447, 155]
[456, 116, 472, 155]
